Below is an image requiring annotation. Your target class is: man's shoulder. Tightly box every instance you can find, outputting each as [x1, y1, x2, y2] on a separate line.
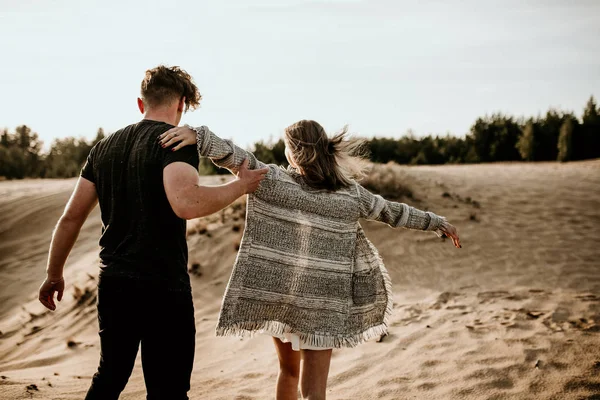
[95, 121, 169, 146]
[92, 123, 136, 146]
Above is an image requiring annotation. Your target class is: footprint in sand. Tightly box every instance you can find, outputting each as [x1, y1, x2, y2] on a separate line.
[477, 291, 511, 303]
[377, 376, 411, 386]
[416, 381, 438, 391]
[376, 376, 413, 398]
[430, 292, 462, 309]
[329, 365, 369, 386]
[241, 372, 263, 379]
[576, 294, 600, 302]
[562, 378, 600, 395]
[391, 305, 427, 326]
[420, 360, 442, 368]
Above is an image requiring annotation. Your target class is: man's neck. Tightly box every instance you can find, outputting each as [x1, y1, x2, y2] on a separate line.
[143, 110, 178, 126]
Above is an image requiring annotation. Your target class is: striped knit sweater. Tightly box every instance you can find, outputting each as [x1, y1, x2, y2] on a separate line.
[190, 125, 447, 348]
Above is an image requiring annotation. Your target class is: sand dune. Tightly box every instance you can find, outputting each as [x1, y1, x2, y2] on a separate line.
[0, 161, 599, 399]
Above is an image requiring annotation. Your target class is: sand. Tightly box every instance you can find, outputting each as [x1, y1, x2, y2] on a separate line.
[0, 161, 599, 399]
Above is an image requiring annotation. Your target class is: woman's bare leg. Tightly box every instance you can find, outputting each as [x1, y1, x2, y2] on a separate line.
[300, 349, 332, 400]
[273, 337, 301, 400]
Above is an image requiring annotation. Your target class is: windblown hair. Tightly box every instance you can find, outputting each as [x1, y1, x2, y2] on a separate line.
[284, 120, 368, 191]
[140, 65, 201, 112]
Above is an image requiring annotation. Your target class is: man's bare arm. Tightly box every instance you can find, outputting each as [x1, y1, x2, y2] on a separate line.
[39, 177, 98, 310]
[163, 159, 267, 220]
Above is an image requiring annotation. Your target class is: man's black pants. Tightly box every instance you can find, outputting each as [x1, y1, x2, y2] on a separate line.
[85, 276, 195, 400]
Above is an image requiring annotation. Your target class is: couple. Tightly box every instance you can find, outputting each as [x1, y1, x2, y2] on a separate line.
[38, 65, 461, 400]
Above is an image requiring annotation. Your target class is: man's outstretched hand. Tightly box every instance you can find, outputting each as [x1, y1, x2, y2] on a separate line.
[39, 277, 64, 311]
[237, 158, 269, 194]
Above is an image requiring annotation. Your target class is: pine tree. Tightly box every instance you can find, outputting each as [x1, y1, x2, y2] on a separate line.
[1, 128, 9, 147]
[581, 96, 600, 159]
[93, 127, 105, 145]
[582, 96, 599, 125]
[557, 118, 574, 162]
[517, 121, 536, 161]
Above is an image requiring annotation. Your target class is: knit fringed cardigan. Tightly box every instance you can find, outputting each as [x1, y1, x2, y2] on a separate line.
[189, 125, 447, 348]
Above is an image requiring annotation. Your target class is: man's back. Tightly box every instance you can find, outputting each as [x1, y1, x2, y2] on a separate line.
[81, 119, 199, 289]
[37, 65, 267, 400]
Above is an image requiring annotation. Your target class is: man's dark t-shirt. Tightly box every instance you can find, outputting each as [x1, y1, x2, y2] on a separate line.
[81, 119, 199, 291]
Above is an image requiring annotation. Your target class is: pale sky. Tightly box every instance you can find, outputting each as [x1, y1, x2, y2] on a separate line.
[1, 0, 599, 149]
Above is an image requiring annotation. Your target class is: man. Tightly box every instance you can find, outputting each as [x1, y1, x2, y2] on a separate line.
[38, 65, 268, 399]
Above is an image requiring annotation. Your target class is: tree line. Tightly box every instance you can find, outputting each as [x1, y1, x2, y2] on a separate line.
[0, 127, 105, 179]
[368, 96, 599, 165]
[205, 96, 600, 173]
[1, 96, 598, 180]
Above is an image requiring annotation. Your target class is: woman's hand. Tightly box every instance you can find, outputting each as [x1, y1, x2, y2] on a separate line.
[440, 222, 461, 249]
[158, 126, 197, 151]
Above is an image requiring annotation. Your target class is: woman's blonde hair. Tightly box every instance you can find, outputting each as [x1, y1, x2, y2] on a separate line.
[284, 120, 368, 191]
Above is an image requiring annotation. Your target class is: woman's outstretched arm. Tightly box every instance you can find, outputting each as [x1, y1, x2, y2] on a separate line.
[159, 125, 270, 174]
[356, 184, 461, 248]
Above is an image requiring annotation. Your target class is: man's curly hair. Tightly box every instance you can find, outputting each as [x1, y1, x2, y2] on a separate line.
[140, 65, 201, 112]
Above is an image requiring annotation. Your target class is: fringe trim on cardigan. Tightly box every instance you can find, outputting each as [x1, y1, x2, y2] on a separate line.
[216, 319, 389, 349]
[368, 234, 395, 343]
[215, 241, 395, 349]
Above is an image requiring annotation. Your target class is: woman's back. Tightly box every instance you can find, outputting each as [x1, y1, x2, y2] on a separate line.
[160, 123, 453, 348]
[247, 168, 364, 278]
[255, 167, 361, 221]
[158, 120, 461, 398]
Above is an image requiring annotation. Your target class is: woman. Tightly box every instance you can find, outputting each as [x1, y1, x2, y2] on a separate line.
[159, 120, 461, 400]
